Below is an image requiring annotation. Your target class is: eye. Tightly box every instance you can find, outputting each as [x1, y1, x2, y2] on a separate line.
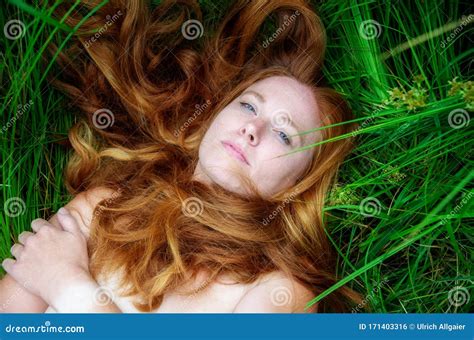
[275, 129, 291, 146]
[239, 102, 257, 115]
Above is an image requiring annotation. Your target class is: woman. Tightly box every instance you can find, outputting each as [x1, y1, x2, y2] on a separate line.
[1, 0, 362, 313]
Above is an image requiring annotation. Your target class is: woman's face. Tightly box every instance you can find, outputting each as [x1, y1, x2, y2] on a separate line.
[194, 75, 321, 198]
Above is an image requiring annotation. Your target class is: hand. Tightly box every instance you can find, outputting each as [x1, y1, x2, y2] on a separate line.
[2, 207, 91, 305]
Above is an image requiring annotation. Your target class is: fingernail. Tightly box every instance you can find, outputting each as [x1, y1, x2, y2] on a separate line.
[58, 207, 69, 215]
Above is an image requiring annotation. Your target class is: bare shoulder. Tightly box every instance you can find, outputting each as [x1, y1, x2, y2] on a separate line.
[61, 186, 120, 238]
[82, 186, 119, 209]
[233, 270, 318, 313]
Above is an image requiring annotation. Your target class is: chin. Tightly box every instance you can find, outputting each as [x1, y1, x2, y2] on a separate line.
[199, 154, 252, 196]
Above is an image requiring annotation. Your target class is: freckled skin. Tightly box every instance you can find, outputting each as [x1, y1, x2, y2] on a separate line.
[0, 76, 322, 313]
[194, 76, 321, 198]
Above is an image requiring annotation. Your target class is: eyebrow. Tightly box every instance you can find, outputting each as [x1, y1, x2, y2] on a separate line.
[243, 90, 304, 136]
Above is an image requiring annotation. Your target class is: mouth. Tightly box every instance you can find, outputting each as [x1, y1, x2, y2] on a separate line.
[221, 141, 250, 166]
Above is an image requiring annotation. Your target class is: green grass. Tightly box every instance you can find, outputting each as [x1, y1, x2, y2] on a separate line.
[1, 0, 473, 313]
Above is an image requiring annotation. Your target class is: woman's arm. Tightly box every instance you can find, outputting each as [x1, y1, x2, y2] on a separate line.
[0, 214, 65, 313]
[3, 203, 121, 313]
[49, 269, 122, 313]
[0, 187, 117, 313]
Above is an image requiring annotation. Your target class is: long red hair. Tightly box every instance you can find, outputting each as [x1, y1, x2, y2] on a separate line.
[50, 0, 363, 312]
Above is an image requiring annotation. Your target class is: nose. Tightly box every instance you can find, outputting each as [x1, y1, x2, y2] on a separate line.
[239, 119, 265, 145]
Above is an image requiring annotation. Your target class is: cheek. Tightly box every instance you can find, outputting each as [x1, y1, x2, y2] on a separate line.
[254, 139, 293, 167]
[201, 114, 232, 147]
[211, 109, 241, 130]
[199, 113, 240, 160]
[259, 141, 285, 157]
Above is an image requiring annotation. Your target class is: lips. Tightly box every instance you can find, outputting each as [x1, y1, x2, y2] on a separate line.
[221, 141, 250, 166]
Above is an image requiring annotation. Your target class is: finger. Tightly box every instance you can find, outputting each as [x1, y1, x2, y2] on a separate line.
[10, 243, 24, 259]
[31, 218, 48, 233]
[18, 231, 34, 245]
[56, 208, 81, 236]
[1, 258, 16, 274]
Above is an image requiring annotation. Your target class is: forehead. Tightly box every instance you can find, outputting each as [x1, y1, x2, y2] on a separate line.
[245, 76, 321, 144]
